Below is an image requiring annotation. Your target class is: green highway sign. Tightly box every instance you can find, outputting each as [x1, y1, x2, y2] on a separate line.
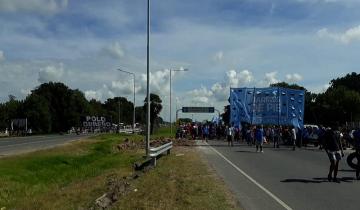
[182, 107, 215, 113]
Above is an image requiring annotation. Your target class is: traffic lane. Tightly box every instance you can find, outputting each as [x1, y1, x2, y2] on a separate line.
[207, 140, 360, 210]
[198, 141, 288, 210]
[0, 134, 90, 147]
[0, 134, 91, 156]
[0, 135, 49, 146]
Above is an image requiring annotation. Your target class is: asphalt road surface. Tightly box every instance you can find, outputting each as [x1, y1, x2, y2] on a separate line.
[0, 134, 91, 156]
[197, 140, 359, 210]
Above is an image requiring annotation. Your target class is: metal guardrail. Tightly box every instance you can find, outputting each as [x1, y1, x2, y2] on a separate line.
[149, 142, 173, 166]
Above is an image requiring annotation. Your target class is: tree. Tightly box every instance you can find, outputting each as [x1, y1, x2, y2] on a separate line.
[135, 106, 145, 124]
[270, 82, 306, 91]
[330, 72, 360, 93]
[64, 89, 90, 128]
[221, 105, 230, 125]
[89, 99, 106, 116]
[103, 97, 133, 125]
[32, 82, 72, 132]
[143, 93, 163, 134]
[23, 94, 51, 133]
[31, 82, 90, 132]
[315, 86, 360, 125]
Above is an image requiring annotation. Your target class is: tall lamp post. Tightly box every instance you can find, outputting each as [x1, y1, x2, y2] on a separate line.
[118, 100, 121, 133]
[117, 68, 136, 133]
[169, 68, 189, 135]
[146, 0, 151, 156]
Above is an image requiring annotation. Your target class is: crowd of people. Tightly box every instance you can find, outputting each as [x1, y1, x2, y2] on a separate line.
[176, 122, 360, 181]
[176, 122, 299, 150]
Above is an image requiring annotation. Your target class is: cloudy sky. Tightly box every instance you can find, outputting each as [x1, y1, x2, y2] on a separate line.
[1, 0, 360, 122]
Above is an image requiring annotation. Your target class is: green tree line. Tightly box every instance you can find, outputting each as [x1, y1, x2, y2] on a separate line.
[0, 82, 163, 134]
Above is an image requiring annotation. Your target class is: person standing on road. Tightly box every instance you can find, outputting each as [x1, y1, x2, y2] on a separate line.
[226, 125, 234, 147]
[323, 127, 344, 182]
[274, 126, 281, 148]
[353, 128, 360, 180]
[255, 125, 264, 153]
[291, 126, 297, 151]
[202, 125, 209, 142]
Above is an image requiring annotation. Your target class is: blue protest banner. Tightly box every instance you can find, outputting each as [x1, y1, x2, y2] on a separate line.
[230, 87, 305, 128]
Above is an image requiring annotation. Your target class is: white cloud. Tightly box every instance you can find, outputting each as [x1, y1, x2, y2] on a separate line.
[295, 0, 348, 3]
[138, 69, 170, 95]
[0, 0, 68, 14]
[213, 51, 224, 62]
[308, 83, 331, 93]
[317, 26, 360, 44]
[38, 63, 64, 83]
[0, 50, 4, 61]
[262, 71, 279, 86]
[20, 88, 31, 96]
[84, 90, 99, 101]
[211, 82, 228, 102]
[227, 69, 253, 87]
[186, 69, 254, 104]
[285, 73, 303, 83]
[84, 85, 115, 101]
[187, 86, 213, 105]
[323, 84, 331, 92]
[101, 42, 125, 60]
[111, 80, 133, 95]
[83, 69, 171, 102]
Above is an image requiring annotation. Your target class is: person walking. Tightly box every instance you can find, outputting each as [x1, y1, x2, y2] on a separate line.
[226, 125, 234, 147]
[291, 126, 297, 151]
[274, 126, 281, 148]
[255, 125, 264, 153]
[353, 128, 360, 180]
[323, 127, 344, 182]
[202, 125, 209, 142]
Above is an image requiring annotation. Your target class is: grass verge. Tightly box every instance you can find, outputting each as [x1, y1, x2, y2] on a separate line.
[0, 131, 240, 210]
[0, 133, 143, 209]
[115, 146, 241, 210]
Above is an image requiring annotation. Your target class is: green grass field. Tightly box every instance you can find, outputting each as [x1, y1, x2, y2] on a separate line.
[0, 133, 143, 209]
[0, 128, 240, 210]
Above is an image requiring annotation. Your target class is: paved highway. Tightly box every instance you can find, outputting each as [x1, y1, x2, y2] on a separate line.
[0, 134, 92, 156]
[197, 140, 359, 210]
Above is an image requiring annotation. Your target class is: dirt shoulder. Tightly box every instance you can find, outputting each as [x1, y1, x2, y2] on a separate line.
[114, 145, 242, 210]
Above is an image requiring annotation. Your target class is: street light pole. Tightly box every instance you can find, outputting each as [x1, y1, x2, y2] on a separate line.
[146, 0, 151, 157]
[117, 68, 136, 134]
[170, 70, 172, 134]
[118, 99, 121, 133]
[169, 68, 188, 135]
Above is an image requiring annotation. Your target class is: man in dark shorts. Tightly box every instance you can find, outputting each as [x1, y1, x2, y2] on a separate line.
[255, 125, 264, 153]
[226, 125, 234, 147]
[323, 127, 344, 182]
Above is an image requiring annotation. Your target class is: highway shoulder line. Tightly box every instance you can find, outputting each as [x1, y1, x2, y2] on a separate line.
[205, 142, 293, 210]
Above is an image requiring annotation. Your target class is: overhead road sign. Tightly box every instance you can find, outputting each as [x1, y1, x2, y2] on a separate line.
[182, 107, 215, 113]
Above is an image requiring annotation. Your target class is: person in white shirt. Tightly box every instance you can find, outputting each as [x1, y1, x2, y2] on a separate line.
[226, 125, 234, 147]
[291, 126, 297, 151]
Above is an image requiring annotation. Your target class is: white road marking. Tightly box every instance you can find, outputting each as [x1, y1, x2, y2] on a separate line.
[206, 142, 293, 210]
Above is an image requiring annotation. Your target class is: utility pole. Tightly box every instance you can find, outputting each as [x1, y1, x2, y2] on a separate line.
[118, 99, 121, 133]
[117, 68, 136, 134]
[146, 0, 151, 156]
[169, 68, 189, 135]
